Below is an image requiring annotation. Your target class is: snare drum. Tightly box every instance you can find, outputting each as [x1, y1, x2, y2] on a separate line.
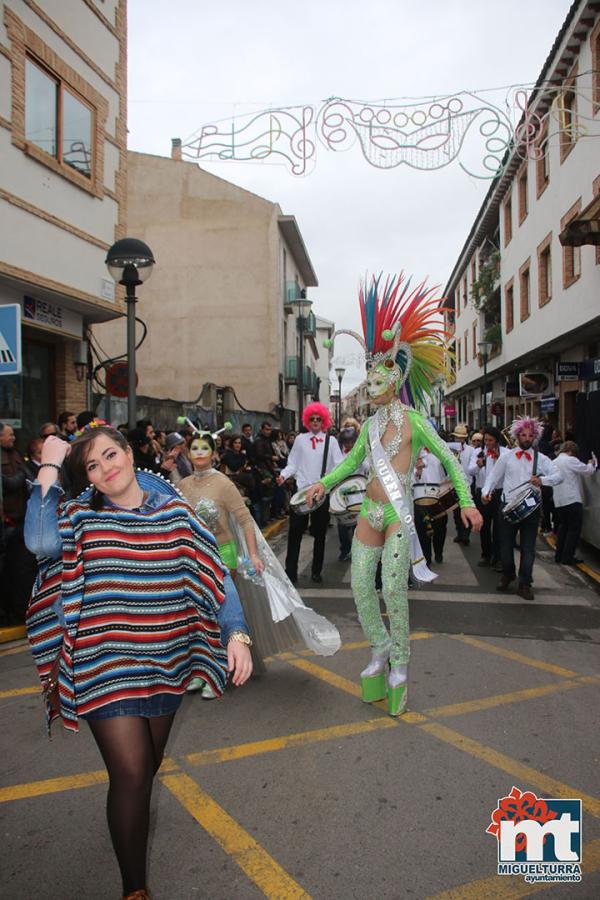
[290, 486, 327, 516]
[329, 476, 367, 527]
[502, 486, 541, 524]
[413, 482, 458, 520]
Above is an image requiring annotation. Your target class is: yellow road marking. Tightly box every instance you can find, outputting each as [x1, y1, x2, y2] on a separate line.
[162, 773, 311, 899]
[186, 717, 396, 766]
[421, 721, 600, 819]
[427, 836, 600, 899]
[0, 769, 108, 803]
[578, 561, 600, 584]
[0, 756, 180, 804]
[426, 678, 586, 718]
[450, 634, 579, 678]
[0, 685, 40, 700]
[286, 657, 362, 698]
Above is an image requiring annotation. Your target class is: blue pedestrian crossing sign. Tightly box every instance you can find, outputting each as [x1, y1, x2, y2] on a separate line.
[0, 304, 22, 375]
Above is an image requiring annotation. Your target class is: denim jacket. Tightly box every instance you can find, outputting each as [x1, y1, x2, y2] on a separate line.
[24, 480, 248, 643]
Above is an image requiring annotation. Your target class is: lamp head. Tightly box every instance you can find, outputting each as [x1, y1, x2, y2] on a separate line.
[106, 237, 155, 287]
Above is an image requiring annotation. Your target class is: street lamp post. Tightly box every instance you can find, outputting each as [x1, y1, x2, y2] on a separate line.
[105, 238, 155, 430]
[478, 339, 493, 428]
[335, 367, 345, 430]
[291, 290, 312, 429]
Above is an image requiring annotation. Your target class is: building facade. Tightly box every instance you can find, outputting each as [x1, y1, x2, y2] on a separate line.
[95, 150, 325, 430]
[0, 0, 127, 444]
[444, 0, 600, 443]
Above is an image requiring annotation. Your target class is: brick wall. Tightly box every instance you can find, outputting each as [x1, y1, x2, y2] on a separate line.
[54, 340, 87, 414]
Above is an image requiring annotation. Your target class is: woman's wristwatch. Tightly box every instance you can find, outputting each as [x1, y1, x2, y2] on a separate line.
[228, 631, 252, 647]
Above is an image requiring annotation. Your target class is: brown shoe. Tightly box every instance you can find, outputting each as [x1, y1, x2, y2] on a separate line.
[123, 891, 150, 900]
[517, 583, 534, 601]
[496, 575, 514, 592]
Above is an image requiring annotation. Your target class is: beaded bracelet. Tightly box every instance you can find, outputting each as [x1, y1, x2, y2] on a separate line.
[38, 462, 62, 471]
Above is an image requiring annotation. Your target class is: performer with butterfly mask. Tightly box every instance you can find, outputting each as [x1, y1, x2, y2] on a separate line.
[305, 273, 482, 716]
[482, 416, 562, 601]
[179, 422, 341, 690]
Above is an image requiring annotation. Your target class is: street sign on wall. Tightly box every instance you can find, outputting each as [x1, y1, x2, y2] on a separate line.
[0, 304, 22, 375]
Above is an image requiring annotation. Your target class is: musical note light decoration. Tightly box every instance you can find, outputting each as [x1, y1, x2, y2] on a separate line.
[180, 83, 599, 179]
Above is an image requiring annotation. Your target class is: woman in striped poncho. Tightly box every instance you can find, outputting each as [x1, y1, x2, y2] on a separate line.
[24, 425, 253, 900]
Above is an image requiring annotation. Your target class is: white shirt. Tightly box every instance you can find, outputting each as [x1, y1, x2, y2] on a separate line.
[482, 447, 562, 502]
[551, 453, 596, 507]
[279, 431, 344, 490]
[446, 441, 474, 476]
[413, 448, 447, 487]
[468, 445, 510, 490]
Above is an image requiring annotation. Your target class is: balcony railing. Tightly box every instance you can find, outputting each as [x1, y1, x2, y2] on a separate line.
[284, 357, 316, 392]
[284, 281, 301, 308]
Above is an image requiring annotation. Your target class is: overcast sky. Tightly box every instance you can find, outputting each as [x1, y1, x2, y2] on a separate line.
[127, 0, 572, 391]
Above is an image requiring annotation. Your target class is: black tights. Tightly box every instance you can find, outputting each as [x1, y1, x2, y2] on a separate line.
[88, 714, 176, 894]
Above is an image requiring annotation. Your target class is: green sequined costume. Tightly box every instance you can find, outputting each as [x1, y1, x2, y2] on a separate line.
[321, 406, 474, 666]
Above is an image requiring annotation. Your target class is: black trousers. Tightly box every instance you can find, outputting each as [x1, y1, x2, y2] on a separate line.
[0, 524, 37, 624]
[285, 499, 330, 580]
[554, 502, 583, 563]
[475, 488, 502, 561]
[414, 505, 447, 564]
[453, 505, 471, 542]
[499, 509, 540, 586]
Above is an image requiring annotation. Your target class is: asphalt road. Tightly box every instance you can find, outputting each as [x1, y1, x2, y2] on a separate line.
[1, 519, 599, 899]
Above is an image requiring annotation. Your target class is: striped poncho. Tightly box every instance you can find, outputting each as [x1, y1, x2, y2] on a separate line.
[26, 492, 229, 732]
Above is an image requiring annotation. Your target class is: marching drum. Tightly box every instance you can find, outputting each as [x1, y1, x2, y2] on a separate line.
[290, 486, 327, 516]
[413, 481, 458, 520]
[502, 485, 541, 524]
[329, 476, 367, 527]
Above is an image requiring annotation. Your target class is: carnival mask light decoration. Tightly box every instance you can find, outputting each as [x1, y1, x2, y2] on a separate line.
[324, 273, 451, 408]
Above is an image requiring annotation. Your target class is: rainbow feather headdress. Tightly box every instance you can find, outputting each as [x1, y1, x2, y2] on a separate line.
[325, 272, 451, 407]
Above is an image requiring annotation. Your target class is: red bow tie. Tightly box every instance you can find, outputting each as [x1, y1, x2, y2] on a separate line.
[310, 436, 324, 449]
[487, 449, 498, 459]
[516, 450, 532, 461]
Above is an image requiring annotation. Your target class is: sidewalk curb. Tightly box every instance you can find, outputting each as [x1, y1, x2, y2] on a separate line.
[542, 533, 600, 586]
[0, 625, 26, 645]
[261, 517, 288, 541]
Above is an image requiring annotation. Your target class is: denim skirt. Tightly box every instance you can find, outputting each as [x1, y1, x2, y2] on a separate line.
[81, 692, 183, 720]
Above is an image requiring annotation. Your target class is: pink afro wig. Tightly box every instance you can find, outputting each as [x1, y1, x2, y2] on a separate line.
[509, 416, 542, 441]
[302, 402, 332, 431]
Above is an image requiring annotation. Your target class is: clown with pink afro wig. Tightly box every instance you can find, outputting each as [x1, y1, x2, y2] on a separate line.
[509, 416, 543, 443]
[302, 402, 332, 432]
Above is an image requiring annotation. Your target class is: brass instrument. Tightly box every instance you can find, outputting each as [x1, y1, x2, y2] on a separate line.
[501, 425, 515, 448]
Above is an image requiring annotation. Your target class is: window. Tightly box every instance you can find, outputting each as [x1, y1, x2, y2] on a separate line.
[560, 65, 578, 163]
[464, 330, 468, 365]
[518, 165, 528, 224]
[537, 233, 552, 307]
[455, 289, 460, 319]
[536, 121, 550, 197]
[463, 275, 468, 309]
[505, 280, 514, 333]
[472, 321, 477, 359]
[519, 260, 531, 322]
[4, 7, 107, 198]
[504, 192, 513, 246]
[593, 21, 600, 115]
[457, 340, 462, 369]
[26, 58, 93, 178]
[560, 199, 582, 288]
[470, 258, 477, 288]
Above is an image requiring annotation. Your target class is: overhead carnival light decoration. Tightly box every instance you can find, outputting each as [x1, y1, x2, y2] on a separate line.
[179, 83, 598, 179]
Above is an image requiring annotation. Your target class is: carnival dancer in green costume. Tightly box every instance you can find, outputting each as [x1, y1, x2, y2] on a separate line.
[306, 273, 482, 715]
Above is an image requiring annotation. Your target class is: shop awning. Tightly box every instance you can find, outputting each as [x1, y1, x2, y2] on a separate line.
[559, 194, 600, 247]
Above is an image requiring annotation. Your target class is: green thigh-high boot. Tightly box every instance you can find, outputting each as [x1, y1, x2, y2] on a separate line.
[381, 528, 411, 715]
[350, 536, 388, 701]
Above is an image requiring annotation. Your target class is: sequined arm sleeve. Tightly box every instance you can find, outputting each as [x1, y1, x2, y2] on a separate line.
[409, 412, 474, 508]
[320, 425, 369, 492]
